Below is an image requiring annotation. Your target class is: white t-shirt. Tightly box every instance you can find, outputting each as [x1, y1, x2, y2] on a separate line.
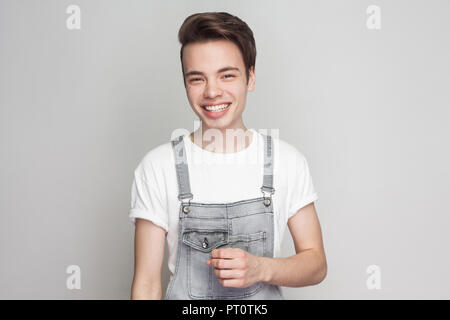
[128, 128, 318, 275]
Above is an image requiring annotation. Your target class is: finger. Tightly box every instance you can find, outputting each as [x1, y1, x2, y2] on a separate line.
[219, 278, 246, 288]
[211, 248, 245, 259]
[213, 268, 244, 279]
[209, 258, 242, 270]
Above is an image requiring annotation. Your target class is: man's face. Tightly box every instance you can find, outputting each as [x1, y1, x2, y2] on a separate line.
[182, 39, 255, 131]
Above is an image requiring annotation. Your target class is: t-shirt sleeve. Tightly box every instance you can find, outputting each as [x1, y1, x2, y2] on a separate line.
[287, 149, 319, 219]
[128, 161, 169, 232]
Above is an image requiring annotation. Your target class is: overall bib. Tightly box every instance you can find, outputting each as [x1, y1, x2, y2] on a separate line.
[164, 133, 284, 300]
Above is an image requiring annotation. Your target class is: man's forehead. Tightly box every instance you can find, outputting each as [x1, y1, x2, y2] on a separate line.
[182, 40, 245, 72]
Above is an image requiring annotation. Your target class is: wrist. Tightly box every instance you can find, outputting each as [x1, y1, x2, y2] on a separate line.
[257, 256, 272, 283]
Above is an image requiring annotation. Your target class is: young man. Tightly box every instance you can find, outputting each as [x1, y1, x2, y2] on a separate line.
[129, 12, 327, 300]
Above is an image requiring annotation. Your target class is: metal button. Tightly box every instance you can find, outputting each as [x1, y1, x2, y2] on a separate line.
[182, 206, 190, 214]
[263, 198, 271, 206]
[202, 238, 209, 248]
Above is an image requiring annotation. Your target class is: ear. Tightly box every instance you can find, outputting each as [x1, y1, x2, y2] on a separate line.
[247, 66, 255, 92]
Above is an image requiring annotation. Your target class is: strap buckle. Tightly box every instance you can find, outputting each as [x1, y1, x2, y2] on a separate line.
[260, 186, 275, 198]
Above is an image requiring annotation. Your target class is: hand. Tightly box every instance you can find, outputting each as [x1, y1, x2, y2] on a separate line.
[206, 247, 264, 288]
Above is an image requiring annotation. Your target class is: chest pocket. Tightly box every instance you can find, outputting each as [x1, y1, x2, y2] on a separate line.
[182, 229, 266, 299]
[183, 230, 228, 252]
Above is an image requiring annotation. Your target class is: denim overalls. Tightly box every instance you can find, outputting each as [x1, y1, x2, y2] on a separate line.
[164, 132, 283, 300]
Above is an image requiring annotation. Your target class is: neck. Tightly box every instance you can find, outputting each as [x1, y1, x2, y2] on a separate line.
[189, 124, 253, 154]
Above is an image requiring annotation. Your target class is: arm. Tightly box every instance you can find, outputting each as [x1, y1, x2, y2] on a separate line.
[260, 202, 327, 287]
[208, 202, 327, 288]
[130, 218, 166, 299]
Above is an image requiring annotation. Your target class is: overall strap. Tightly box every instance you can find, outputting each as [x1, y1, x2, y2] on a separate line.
[171, 135, 193, 204]
[261, 133, 275, 197]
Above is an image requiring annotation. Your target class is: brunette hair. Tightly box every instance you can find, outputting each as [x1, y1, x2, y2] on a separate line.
[178, 12, 256, 86]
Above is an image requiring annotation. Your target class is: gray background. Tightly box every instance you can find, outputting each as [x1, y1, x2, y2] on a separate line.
[1, 0, 449, 299]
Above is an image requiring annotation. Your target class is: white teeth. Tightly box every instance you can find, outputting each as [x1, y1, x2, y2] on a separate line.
[203, 104, 230, 112]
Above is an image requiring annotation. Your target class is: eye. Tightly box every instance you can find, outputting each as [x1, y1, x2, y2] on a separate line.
[223, 74, 235, 79]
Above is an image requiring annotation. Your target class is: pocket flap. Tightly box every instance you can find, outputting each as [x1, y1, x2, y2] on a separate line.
[183, 230, 228, 253]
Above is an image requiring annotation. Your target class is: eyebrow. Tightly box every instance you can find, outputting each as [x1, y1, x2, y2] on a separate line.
[184, 66, 241, 78]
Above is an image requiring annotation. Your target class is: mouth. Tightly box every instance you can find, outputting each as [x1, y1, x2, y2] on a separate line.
[200, 103, 231, 118]
[201, 103, 231, 112]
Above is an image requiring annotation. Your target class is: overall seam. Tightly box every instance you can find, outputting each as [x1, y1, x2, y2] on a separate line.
[164, 206, 184, 300]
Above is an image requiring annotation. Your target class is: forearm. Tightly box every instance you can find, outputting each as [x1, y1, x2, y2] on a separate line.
[259, 248, 327, 287]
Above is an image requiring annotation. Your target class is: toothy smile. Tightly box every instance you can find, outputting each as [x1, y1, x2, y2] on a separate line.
[201, 103, 230, 112]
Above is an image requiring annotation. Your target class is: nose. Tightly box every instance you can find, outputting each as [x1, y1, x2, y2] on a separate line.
[204, 79, 223, 99]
